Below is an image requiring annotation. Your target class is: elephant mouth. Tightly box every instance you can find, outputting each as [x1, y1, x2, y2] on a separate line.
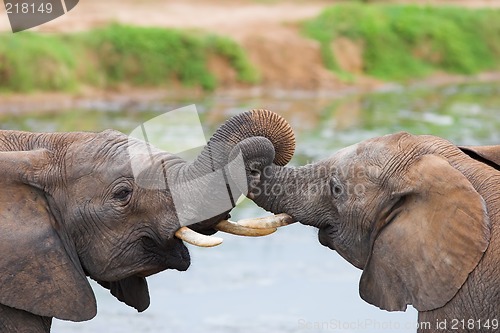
[136, 267, 164, 278]
[141, 237, 191, 274]
[164, 239, 191, 272]
[133, 214, 293, 279]
[318, 227, 336, 251]
[135, 253, 190, 277]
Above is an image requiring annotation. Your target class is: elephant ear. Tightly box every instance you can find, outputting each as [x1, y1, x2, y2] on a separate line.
[0, 150, 96, 321]
[359, 154, 490, 312]
[459, 145, 500, 170]
[96, 276, 150, 312]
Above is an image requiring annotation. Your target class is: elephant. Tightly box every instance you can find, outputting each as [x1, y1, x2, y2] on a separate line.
[234, 131, 500, 332]
[0, 109, 296, 332]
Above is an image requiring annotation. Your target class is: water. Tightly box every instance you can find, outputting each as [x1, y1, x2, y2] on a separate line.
[1, 81, 499, 332]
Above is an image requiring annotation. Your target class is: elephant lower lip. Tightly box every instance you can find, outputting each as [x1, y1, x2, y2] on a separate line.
[143, 238, 191, 273]
[136, 268, 163, 278]
[136, 255, 190, 277]
[318, 228, 336, 251]
[165, 240, 191, 272]
[171, 255, 190, 271]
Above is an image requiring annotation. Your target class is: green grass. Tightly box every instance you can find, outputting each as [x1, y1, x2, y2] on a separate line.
[0, 33, 78, 92]
[0, 24, 258, 93]
[206, 35, 260, 84]
[303, 4, 500, 81]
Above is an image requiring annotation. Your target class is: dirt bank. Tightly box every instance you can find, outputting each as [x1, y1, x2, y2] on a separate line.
[1, 0, 499, 111]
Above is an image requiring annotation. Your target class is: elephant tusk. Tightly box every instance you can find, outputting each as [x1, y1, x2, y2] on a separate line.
[175, 215, 291, 246]
[214, 220, 277, 236]
[237, 213, 295, 229]
[175, 227, 223, 247]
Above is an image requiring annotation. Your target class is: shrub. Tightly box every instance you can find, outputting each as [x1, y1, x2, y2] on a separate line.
[303, 4, 500, 81]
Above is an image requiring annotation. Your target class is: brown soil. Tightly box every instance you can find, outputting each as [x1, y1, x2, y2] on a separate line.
[1, 0, 499, 111]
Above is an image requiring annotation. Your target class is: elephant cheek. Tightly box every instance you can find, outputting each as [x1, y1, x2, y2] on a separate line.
[318, 228, 365, 269]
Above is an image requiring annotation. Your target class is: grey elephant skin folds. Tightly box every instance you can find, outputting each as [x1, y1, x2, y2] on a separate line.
[0, 109, 296, 332]
[242, 131, 500, 333]
[2, 109, 499, 333]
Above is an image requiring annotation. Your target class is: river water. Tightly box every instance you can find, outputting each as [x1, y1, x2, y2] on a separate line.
[2, 82, 499, 332]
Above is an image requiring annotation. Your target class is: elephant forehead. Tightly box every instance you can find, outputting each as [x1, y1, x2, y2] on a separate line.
[127, 141, 164, 168]
[331, 138, 400, 180]
[68, 135, 169, 182]
[126, 139, 187, 191]
[335, 143, 359, 160]
[94, 135, 166, 169]
[333, 140, 387, 166]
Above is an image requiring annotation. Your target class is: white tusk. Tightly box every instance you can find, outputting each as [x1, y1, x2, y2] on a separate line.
[237, 213, 295, 229]
[215, 220, 277, 237]
[175, 227, 223, 247]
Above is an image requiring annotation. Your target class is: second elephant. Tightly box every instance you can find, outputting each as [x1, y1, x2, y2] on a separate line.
[236, 131, 499, 333]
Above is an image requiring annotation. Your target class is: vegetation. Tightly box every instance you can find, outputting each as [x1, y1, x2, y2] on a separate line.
[0, 24, 258, 93]
[303, 4, 500, 81]
[2, 4, 500, 93]
[0, 33, 78, 92]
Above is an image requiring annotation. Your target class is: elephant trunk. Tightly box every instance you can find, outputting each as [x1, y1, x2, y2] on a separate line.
[249, 161, 332, 227]
[190, 109, 295, 172]
[166, 109, 296, 230]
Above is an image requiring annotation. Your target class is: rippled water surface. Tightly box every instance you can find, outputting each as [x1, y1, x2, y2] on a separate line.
[2, 82, 499, 332]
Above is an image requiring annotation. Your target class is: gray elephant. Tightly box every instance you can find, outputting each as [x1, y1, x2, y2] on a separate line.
[236, 131, 499, 332]
[0, 109, 296, 332]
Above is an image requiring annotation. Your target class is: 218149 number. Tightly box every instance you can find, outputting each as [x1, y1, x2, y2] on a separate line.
[451, 319, 499, 330]
[5, 2, 53, 14]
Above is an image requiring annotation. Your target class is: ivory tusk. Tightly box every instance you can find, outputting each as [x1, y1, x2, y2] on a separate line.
[214, 220, 277, 237]
[237, 213, 295, 229]
[175, 227, 223, 247]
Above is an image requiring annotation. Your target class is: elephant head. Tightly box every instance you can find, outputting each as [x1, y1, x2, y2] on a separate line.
[0, 109, 295, 323]
[237, 131, 494, 312]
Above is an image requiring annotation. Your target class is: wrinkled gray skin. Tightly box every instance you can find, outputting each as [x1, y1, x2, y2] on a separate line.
[238, 132, 499, 333]
[0, 110, 295, 332]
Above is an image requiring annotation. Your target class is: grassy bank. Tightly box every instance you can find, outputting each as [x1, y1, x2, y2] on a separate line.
[2, 4, 500, 94]
[0, 24, 258, 93]
[303, 4, 500, 81]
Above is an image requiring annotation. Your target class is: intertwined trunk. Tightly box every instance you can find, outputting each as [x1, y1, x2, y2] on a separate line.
[251, 162, 332, 226]
[165, 109, 296, 229]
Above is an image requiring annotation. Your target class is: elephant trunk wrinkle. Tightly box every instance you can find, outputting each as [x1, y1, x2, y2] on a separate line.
[168, 110, 295, 230]
[186, 109, 295, 188]
[253, 163, 330, 227]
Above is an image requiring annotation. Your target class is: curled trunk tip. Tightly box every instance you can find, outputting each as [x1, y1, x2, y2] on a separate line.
[247, 109, 295, 166]
[191, 109, 296, 172]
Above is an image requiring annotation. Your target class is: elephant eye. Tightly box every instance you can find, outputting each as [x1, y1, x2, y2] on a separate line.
[330, 178, 344, 199]
[113, 187, 133, 201]
[250, 170, 260, 177]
